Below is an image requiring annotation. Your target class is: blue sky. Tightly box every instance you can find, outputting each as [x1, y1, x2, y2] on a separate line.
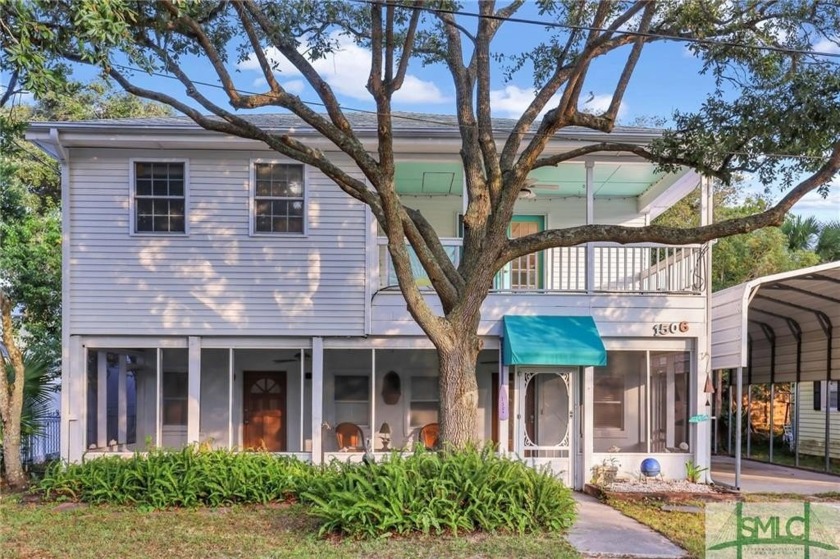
[4, 3, 838, 221]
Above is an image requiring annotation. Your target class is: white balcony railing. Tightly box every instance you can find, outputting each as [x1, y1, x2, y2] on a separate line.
[377, 238, 704, 294]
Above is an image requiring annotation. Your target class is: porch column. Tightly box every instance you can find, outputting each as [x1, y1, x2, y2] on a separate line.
[228, 349, 234, 450]
[697, 174, 713, 481]
[155, 348, 162, 447]
[117, 354, 127, 446]
[311, 337, 324, 464]
[188, 336, 201, 444]
[585, 161, 595, 293]
[97, 351, 108, 449]
[66, 336, 85, 463]
[582, 366, 594, 491]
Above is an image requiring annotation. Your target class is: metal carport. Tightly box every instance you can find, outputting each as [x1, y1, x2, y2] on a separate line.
[711, 261, 840, 489]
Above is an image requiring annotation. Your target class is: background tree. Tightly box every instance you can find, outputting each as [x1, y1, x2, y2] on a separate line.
[3, 0, 840, 448]
[815, 220, 840, 263]
[781, 214, 820, 253]
[0, 80, 170, 487]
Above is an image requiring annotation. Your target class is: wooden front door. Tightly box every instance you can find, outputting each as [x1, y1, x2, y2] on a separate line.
[243, 371, 286, 451]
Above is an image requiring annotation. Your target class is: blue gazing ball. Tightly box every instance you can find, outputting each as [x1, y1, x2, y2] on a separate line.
[640, 458, 661, 477]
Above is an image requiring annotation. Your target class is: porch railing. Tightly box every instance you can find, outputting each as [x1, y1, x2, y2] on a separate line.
[377, 238, 704, 294]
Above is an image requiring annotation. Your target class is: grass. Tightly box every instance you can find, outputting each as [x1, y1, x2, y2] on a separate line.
[741, 441, 840, 475]
[605, 498, 706, 559]
[604, 492, 840, 559]
[0, 496, 582, 559]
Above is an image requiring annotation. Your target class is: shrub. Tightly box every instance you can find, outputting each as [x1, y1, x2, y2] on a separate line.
[300, 446, 576, 538]
[36, 446, 316, 508]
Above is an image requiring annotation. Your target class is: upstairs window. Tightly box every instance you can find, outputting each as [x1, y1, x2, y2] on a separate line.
[253, 163, 305, 234]
[133, 161, 186, 233]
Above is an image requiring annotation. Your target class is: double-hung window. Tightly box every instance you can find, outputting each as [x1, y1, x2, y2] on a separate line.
[133, 161, 186, 233]
[253, 163, 305, 234]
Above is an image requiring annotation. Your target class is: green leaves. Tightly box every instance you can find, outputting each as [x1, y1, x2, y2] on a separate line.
[36, 447, 316, 508]
[300, 446, 576, 538]
[36, 446, 576, 539]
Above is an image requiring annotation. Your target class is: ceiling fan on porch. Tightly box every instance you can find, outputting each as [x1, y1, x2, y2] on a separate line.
[273, 351, 310, 364]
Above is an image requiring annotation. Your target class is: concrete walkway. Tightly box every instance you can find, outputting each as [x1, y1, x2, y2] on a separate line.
[568, 493, 686, 558]
[711, 456, 840, 494]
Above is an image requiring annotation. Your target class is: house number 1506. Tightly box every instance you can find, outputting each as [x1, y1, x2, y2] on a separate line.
[653, 321, 689, 336]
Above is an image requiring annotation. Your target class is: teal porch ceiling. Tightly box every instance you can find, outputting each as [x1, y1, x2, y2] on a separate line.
[395, 161, 670, 198]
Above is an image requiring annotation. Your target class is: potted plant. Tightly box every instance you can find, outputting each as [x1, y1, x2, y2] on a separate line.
[590, 457, 620, 485]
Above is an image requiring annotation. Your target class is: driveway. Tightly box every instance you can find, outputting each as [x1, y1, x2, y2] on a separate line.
[711, 455, 840, 494]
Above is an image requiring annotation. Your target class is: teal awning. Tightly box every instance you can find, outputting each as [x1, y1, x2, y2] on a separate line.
[502, 315, 606, 366]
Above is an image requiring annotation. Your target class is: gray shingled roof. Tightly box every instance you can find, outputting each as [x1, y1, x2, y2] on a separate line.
[28, 111, 663, 138]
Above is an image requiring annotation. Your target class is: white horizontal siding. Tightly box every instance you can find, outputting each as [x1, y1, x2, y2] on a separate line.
[67, 148, 367, 336]
[370, 291, 706, 337]
[796, 382, 840, 460]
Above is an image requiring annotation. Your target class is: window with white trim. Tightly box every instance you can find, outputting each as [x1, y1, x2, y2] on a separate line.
[134, 162, 186, 233]
[253, 163, 305, 233]
[815, 381, 839, 411]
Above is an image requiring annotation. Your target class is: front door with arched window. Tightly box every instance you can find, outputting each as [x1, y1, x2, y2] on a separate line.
[243, 371, 286, 451]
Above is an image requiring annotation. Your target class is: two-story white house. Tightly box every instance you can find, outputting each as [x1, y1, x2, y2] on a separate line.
[28, 114, 714, 489]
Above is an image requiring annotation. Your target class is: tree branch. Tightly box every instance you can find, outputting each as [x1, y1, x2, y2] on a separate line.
[0, 68, 19, 108]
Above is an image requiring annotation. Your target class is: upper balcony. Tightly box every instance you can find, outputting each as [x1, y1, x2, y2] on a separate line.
[373, 157, 708, 297]
[376, 238, 705, 295]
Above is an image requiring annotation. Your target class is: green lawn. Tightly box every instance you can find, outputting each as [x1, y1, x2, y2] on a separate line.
[605, 492, 840, 559]
[741, 442, 840, 474]
[606, 498, 707, 559]
[0, 497, 581, 559]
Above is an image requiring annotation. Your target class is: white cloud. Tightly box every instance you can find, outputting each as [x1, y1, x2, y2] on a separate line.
[790, 185, 840, 222]
[489, 85, 627, 120]
[489, 85, 548, 118]
[813, 37, 840, 55]
[239, 35, 447, 104]
[251, 76, 305, 95]
[283, 80, 305, 95]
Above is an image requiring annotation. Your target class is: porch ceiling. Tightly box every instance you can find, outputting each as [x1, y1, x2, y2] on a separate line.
[394, 161, 676, 198]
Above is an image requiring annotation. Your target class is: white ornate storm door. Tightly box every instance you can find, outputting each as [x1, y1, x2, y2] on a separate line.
[514, 367, 576, 487]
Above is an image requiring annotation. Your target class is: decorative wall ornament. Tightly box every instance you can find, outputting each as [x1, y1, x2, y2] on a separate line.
[382, 370, 401, 405]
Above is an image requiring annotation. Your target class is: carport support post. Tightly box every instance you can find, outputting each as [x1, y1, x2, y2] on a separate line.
[769, 383, 775, 463]
[794, 381, 800, 467]
[726, 369, 734, 455]
[727, 371, 733, 455]
[735, 366, 743, 490]
[746, 388, 752, 458]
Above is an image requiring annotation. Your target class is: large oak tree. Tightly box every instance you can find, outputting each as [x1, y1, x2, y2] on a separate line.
[3, 0, 840, 449]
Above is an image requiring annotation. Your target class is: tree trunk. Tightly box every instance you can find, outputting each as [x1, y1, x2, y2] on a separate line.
[2, 404, 26, 488]
[437, 329, 482, 449]
[1, 294, 27, 488]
